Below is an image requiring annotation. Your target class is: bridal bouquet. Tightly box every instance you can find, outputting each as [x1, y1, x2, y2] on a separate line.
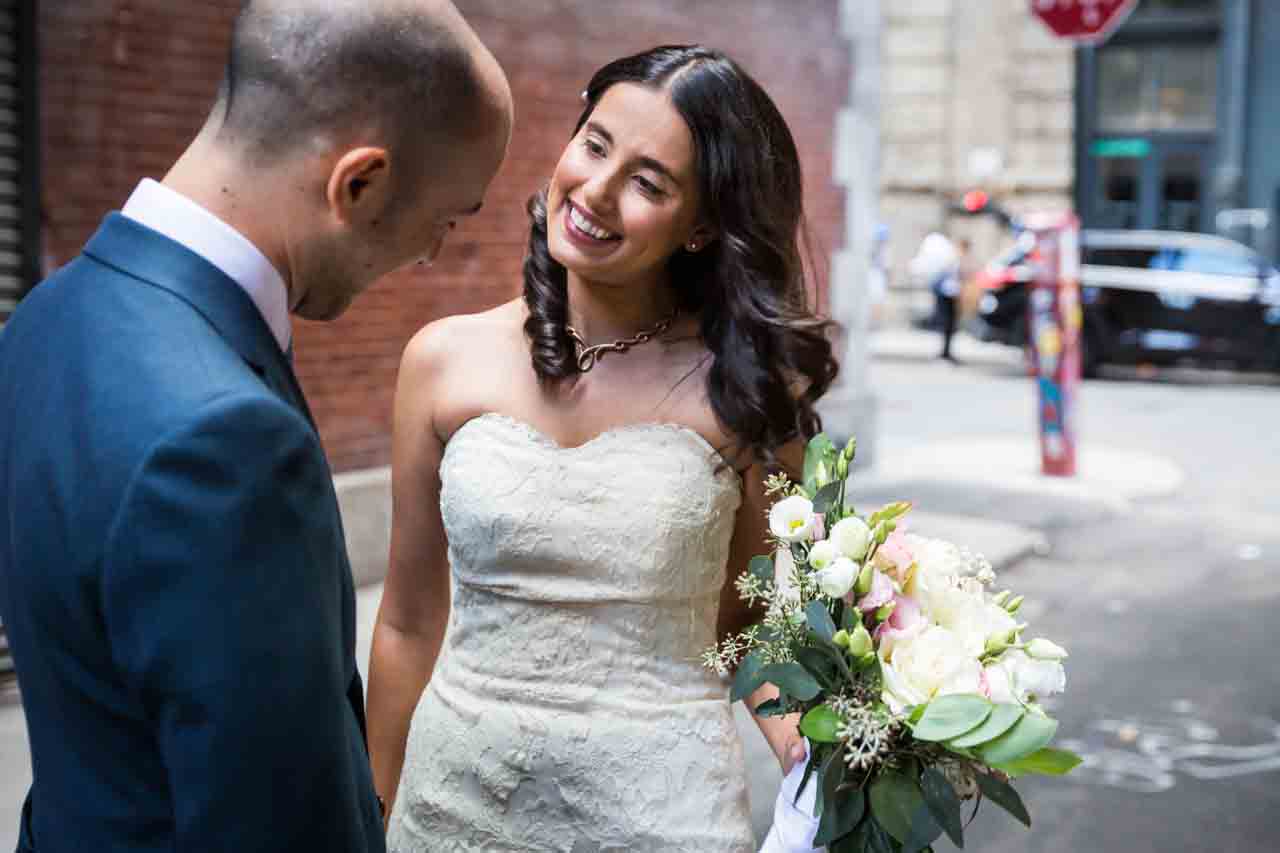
[704, 435, 1080, 852]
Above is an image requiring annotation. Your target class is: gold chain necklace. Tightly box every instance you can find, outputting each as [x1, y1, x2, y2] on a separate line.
[565, 308, 678, 372]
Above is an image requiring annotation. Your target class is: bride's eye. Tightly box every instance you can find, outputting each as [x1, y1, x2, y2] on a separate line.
[583, 136, 606, 158]
[634, 175, 664, 198]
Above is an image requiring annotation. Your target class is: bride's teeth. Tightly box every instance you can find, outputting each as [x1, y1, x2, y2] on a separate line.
[570, 206, 615, 240]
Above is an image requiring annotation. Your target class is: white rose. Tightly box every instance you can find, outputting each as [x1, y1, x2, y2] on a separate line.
[927, 586, 1017, 658]
[769, 495, 816, 543]
[903, 535, 955, 599]
[1026, 638, 1068, 661]
[814, 557, 859, 598]
[879, 626, 983, 715]
[983, 650, 1066, 705]
[807, 540, 840, 572]
[830, 516, 871, 561]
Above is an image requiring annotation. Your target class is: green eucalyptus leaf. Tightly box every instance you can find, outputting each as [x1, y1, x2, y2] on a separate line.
[812, 480, 843, 514]
[975, 771, 1031, 828]
[806, 600, 838, 642]
[804, 434, 837, 491]
[919, 767, 964, 847]
[748, 555, 775, 586]
[794, 647, 838, 690]
[912, 695, 993, 742]
[949, 702, 1024, 748]
[847, 815, 897, 853]
[730, 651, 766, 703]
[813, 747, 845, 843]
[760, 662, 822, 702]
[994, 746, 1083, 777]
[800, 705, 843, 743]
[869, 768, 923, 843]
[833, 790, 866, 846]
[901, 801, 944, 853]
[976, 711, 1058, 766]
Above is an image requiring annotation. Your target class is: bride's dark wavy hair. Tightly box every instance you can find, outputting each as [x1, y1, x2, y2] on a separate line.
[522, 45, 839, 466]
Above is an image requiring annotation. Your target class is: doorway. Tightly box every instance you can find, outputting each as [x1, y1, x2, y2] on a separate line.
[1089, 137, 1212, 232]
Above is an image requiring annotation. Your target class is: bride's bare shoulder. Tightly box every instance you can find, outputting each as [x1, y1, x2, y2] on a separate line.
[401, 298, 527, 376]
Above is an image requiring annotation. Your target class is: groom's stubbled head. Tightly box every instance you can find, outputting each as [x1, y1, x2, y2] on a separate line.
[169, 0, 513, 321]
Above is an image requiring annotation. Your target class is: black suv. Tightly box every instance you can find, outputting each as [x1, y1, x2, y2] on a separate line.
[971, 230, 1280, 376]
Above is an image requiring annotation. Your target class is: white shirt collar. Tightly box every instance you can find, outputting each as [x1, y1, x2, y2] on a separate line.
[121, 178, 292, 353]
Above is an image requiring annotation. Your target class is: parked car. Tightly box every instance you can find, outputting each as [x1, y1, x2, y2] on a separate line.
[970, 229, 1280, 376]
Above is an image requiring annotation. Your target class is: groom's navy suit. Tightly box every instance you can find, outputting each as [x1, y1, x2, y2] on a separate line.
[0, 213, 385, 852]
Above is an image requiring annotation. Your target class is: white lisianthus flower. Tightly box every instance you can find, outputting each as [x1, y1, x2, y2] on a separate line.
[984, 650, 1066, 705]
[769, 495, 816, 543]
[815, 557, 859, 598]
[929, 586, 1018, 658]
[829, 516, 871, 561]
[879, 626, 983, 715]
[807, 540, 840, 572]
[1026, 638, 1069, 660]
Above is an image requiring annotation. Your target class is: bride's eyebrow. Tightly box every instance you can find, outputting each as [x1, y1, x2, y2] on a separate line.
[585, 121, 680, 186]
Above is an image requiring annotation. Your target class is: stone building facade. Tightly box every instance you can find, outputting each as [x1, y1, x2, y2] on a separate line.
[878, 0, 1074, 322]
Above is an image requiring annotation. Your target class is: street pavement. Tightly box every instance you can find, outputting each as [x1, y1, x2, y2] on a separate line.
[2, 327, 1277, 851]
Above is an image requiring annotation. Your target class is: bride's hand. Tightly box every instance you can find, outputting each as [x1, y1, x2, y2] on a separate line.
[780, 731, 808, 775]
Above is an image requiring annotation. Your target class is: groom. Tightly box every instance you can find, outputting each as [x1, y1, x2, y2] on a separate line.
[0, 1, 510, 850]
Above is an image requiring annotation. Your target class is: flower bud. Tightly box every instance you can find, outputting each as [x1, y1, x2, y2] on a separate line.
[1026, 638, 1068, 660]
[815, 460, 830, 488]
[984, 628, 1020, 656]
[847, 623, 874, 657]
[842, 437, 857, 463]
[874, 601, 896, 622]
[832, 629, 851, 648]
[855, 562, 874, 596]
[835, 455, 849, 481]
[992, 590, 1012, 607]
[1005, 595, 1025, 614]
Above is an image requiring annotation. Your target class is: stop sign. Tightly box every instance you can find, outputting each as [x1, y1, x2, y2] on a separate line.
[1030, 0, 1139, 44]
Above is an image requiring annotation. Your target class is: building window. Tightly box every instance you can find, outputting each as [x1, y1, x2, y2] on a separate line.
[1097, 42, 1218, 133]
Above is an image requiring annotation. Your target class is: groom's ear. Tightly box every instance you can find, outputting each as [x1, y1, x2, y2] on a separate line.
[325, 147, 393, 225]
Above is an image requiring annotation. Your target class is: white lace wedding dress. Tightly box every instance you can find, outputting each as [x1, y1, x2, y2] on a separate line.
[386, 412, 756, 852]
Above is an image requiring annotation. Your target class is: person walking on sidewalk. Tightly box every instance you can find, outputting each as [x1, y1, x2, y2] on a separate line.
[0, 2, 511, 851]
[909, 231, 963, 363]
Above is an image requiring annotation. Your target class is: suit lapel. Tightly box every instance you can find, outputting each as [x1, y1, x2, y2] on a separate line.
[83, 213, 314, 428]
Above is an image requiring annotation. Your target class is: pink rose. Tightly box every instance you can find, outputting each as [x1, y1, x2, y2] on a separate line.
[857, 569, 895, 612]
[874, 529, 914, 582]
[874, 593, 927, 659]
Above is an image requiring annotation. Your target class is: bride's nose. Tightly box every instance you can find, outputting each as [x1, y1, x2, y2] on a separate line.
[581, 167, 620, 215]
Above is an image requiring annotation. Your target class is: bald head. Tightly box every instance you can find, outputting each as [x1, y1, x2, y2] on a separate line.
[213, 0, 510, 166]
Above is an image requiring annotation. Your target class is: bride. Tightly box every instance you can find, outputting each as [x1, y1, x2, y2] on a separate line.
[367, 44, 838, 851]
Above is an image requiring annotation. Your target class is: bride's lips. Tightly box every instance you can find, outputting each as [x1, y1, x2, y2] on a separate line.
[562, 200, 621, 253]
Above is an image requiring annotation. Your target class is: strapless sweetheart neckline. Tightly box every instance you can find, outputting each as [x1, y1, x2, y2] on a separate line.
[447, 411, 739, 482]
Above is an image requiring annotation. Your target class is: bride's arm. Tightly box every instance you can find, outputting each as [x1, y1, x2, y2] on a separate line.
[366, 324, 454, 827]
[718, 441, 808, 776]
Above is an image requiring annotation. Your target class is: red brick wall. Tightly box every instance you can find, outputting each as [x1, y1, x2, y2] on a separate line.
[40, 0, 848, 473]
